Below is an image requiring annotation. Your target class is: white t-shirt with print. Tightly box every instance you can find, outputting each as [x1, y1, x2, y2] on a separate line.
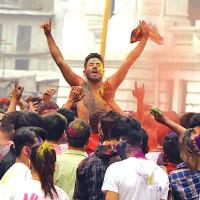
[102, 157, 169, 200]
[1, 179, 70, 200]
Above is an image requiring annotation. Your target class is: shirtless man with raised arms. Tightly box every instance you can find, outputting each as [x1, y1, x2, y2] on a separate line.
[41, 18, 149, 122]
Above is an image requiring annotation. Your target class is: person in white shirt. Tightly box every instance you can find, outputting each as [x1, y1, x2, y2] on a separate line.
[0, 127, 42, 189]
[1, 142, 70, 200]
[102, 117, 169, 200]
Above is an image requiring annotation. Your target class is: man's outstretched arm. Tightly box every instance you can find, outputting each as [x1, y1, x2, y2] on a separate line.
[40, 17, 84, 87]
[107, 21, 149, 91]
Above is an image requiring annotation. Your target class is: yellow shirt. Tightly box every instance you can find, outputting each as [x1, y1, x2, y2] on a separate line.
[54, 150, 87, 200]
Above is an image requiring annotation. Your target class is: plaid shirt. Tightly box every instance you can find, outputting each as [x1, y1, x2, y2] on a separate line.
[73, 144, 121, 200]
[169, 162, 200, 200]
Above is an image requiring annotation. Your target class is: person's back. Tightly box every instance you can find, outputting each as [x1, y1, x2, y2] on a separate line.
[1, 142, 70, 200]
[103, 156, 169, 200]
[0, 127, 42, 189]
[73, 110, 123, 200]
[54, 120, 90, 199]
[102, 117, 169, 200]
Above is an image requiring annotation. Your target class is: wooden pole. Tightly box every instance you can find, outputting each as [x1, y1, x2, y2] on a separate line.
[100, 0, 111, 60]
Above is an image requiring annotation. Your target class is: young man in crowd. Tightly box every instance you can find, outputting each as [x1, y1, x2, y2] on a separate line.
[43, 112, 67, 155]
[102, 117, 169, 200]
[73, 110, 123, 200]
[54, 120, 90, 200]
[0, 127, 42, 190]
[162, 132, 182, 174]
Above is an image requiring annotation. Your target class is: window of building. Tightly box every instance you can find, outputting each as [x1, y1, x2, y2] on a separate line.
[16, 25, 31, 51]
[0, 0, 17, 4]
[15, 59, 29, 70]
[188, 0, 200, 26]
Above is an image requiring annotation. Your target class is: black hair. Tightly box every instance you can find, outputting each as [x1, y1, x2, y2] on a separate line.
[14, 113, 28, 131]
[57, 107, 75, 128]
[141, 128, 149, 154]
[1, 111, 26, 140]
[100, 110, 123, 141]
[43, 113, 67, 142]
[67, 120, 90, 148]
[89, 108, 107, 134]
[111, 117, 142, 146]
[189, 113, 200, 128]
[22, 111, 43, 128]
[28, 126, 47, 142]
[30, 143, 58, 199]
[163, 133, 182, 164]
[13, 127, 39, 157]
[84, 53, 104, 69]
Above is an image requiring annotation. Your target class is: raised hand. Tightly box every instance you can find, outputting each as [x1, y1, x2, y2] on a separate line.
[68, 86, 86, 103]
[11, 80, 24, 101]
[132, 81, 145, 101]
[150, 108, 167, 125]
[99, 80, 114, 102]
[42, 88, 56, 102]
[40, 16, 52, 36]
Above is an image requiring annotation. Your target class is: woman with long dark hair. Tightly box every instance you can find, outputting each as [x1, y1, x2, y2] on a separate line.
[4, 142, 70, 200]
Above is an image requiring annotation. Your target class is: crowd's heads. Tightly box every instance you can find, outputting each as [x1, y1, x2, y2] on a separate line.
[99, 110, 123, 141]
[22, 111, 43, 128]
[30, 142, 57, 199]
[163, 132, 182, 165]
[13, 127, 42, 157]
[43, 113, 67, 142]
[180, 112, 197, 129]
[179, 128, 200, 171]
[84, 53, 104, 69]
[67, 120, 90, 149]
[89, 108, 107, 134]
[38, 101, 59, 116]
[57, 107, 75, 128]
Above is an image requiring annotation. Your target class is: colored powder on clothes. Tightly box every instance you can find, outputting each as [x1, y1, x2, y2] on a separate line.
[148, 173, 154, 185]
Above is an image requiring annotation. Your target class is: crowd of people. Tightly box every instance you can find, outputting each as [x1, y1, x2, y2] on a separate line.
[0, 18, 199, 200]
